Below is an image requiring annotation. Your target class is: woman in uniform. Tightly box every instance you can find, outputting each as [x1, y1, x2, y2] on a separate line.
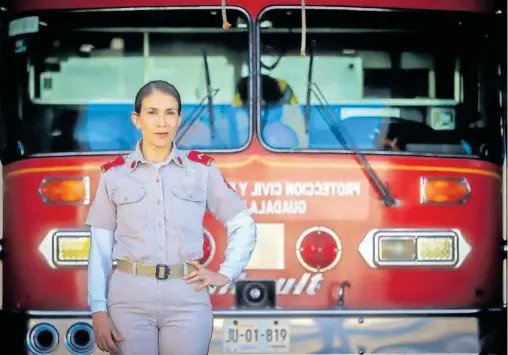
[86, 80, 257, 354]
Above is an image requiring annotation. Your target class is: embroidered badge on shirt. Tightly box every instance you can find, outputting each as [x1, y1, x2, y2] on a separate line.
[183, 168, 198, 185]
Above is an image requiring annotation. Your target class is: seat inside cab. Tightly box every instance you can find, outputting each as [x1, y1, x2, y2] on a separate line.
[236, 74, 307, 149]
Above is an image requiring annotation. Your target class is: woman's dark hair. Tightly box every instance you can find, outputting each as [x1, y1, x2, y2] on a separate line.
[134, 80, 182, 114]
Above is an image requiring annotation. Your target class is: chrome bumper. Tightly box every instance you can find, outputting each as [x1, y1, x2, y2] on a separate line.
[14, 308, 505, 354]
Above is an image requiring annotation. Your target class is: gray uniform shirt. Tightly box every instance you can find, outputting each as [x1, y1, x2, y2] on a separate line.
[85, 141, 249, 266]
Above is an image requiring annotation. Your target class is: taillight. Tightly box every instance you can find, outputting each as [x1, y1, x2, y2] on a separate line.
[39, 177, 90, 204]
[296, 226, 342, 273]
[200, 229, 216, 267]
[420, 177, 470, 204]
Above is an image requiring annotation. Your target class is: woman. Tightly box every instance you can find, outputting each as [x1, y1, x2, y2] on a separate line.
[86, 80, 257, 355]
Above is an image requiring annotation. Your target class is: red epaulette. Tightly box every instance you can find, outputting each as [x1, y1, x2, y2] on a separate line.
[100, 156, 125, 173]
[187, 150, 214, 166]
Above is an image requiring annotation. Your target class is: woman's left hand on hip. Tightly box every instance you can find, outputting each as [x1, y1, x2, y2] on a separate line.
[183, 260, 230, 291]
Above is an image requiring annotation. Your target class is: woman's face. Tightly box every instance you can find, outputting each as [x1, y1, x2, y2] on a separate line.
[131, 90, 182, 148]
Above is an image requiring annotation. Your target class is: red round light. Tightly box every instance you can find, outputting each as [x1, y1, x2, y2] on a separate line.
[200, 229, 216, 266]
[296, 227, 342, 273]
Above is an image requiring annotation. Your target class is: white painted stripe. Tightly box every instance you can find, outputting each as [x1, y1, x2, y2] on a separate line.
[245, 223, 285, 270]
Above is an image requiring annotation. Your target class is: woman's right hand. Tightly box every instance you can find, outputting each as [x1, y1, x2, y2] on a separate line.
[92, 311, 123, 353]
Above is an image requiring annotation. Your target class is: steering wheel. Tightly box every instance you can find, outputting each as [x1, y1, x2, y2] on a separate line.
[260, 44, 287, 71]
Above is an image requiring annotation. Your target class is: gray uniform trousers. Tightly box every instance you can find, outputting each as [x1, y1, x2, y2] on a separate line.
[107, 270, 213, 355]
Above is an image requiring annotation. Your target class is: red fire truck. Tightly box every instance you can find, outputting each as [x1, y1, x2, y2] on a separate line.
[0, 0, 506, 354]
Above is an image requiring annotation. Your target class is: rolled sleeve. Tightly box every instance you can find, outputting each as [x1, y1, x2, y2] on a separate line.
[85, 173, 116, 232]
[206, 164, 247, 225]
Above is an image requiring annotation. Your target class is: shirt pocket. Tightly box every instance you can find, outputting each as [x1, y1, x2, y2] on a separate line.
[171, 185, 206, 229]
[112, 186, 148, 234]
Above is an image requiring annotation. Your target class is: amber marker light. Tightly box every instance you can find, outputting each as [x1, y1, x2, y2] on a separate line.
[39, 177, 90, 205]
[420, 177, 470, 204]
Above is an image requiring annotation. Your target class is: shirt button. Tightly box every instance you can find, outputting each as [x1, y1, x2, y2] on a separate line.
[158, 222, 163, 228]
[157, 199, 161, 204]
[159, 246, 163, 250]
[156, 177, 160, 183]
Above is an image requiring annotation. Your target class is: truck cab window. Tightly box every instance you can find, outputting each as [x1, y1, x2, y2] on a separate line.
[257, 8, 501, 162]
[3, 9, 251, 158]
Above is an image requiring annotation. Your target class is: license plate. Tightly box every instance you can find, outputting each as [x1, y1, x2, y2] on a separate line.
[222, 318, 290, 353]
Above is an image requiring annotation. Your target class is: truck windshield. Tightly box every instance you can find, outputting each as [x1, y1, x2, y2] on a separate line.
[258, 8, 502, 162]
[2, 8, 251, 159]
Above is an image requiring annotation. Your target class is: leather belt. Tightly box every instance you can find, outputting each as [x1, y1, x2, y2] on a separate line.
[117, 259, 196, 280]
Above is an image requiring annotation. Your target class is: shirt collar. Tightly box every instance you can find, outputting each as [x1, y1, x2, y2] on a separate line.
[128, 140, 185, 172]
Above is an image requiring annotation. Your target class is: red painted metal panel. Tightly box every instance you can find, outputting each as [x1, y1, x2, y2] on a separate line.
[7, 0, 492, 14]
[3, 150, 502, 310]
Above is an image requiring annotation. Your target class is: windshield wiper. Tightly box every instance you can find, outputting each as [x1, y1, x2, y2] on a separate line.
[305, 43, 398, 207]
[203, 50, 215, 139]
[175, 50, 220, 146]
[303, 41, 315, 134]
[174, 88, 220, 145]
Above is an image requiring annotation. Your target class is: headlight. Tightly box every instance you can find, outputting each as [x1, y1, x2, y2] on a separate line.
[359, 229, 471, 268]
[378, 237, 416, 261]
[56, 234, 90, 264]
[378, 235, 455, 263]
[39, 229, 91, 268]
[416, 236, 454, 261]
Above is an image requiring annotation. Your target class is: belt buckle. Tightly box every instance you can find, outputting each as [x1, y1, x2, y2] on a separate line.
[155, 264, 170, 280]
